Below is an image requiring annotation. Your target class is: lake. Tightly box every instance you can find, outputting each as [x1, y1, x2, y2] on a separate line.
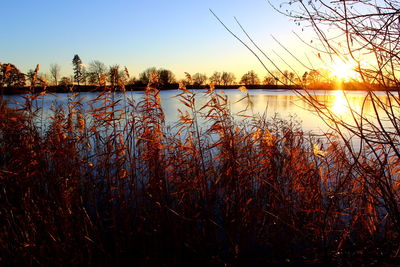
[3, 89, 395, 134]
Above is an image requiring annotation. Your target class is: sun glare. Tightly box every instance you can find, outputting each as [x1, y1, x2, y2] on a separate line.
[329, 60, 359, 81]
[332, 90, 348, 114]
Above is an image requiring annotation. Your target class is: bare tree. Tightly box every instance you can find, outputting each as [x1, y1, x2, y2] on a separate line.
[275, 0, 400, 243]
[209, 2, 400, 261]
[240, 70, 260, 85]
[280, 1, 400, 86]
[139, 67, 158, 85]
[49, 63, 61, 86]
[109, 65, 120, 87]
[88, 60, 107, 86]
[192, 73, 207, 86]
[209, 71, 222, 85]
[288, 72, 295, 85]
[81, 66, 88, 86]
[301, 71, 308, 85]
[158, 69, 176, 85]
[59, 76, 72, 86]
[307, 69, 320, 88]
[263, 75, 275, 85]
[221, 72, 236, 86]
[282, 70, 289, 85]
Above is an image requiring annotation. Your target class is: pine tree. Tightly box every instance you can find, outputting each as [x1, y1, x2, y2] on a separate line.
[72, 54, 83, 85]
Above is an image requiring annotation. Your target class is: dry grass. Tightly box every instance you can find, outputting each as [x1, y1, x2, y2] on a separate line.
[1, 83, 400, 266]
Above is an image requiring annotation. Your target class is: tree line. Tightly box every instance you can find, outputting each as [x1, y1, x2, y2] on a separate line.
[0, 54, 376, 92]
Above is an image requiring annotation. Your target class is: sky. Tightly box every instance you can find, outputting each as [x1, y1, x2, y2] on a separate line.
[1, 0, 315, 80]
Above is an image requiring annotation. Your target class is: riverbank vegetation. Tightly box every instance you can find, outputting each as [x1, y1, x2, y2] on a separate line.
[1, 81, 400, 265]
[1, 55, 395, 95]
[2, 0, 400, 266]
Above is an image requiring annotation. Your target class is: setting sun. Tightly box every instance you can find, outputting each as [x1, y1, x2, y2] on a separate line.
[328, 60, 359, 81]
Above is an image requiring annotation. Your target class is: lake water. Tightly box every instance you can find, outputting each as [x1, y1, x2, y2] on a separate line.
[4, 89, 396, 134]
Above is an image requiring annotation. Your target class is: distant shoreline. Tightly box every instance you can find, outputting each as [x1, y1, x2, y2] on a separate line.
[0, 83, 398, 95]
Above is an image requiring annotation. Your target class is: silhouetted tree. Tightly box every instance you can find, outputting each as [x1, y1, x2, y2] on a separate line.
[139, 67, 158, 84]
[59, 76, 72, 86]
[109, 65, 122, 87]
[158, 69, 176, 85]
[72, 55, 83, 85]
[282, 70, 289, 85]
[192, 73, 207, 86]
[81, 66, 88, 86]
[307, 69, 320, 87]
[263, 75, 275, 85]
[88, 60, 107, 86]
[221, 72, 236, 86]
[275, 2, 400, 253]
[288, 72, 295, 85]
[49, 63, 61, 86]
[240, 70, 260, 85]
[126, 77, 137, 85]
[209, 71, 222, 85]
[302, 72, 308, 85]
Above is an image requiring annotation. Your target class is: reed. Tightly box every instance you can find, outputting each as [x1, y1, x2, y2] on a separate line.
[1, 83, 399, 266]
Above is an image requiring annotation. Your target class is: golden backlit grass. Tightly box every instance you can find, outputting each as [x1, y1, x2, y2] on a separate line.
[1, 83, 400, 266]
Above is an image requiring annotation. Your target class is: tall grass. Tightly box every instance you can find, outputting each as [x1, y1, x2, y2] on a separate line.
[1, 83, 400, 266]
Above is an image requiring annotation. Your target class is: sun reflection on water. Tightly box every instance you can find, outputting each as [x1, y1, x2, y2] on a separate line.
[332, 90, 348, 115]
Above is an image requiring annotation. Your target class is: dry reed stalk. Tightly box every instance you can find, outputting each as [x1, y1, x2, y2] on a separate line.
[1, 81, 399, 265]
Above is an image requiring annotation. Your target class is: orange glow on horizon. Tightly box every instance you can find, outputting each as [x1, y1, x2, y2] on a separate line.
[328, 59, 359, 81]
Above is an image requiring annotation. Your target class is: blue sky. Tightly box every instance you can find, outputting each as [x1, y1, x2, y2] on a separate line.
[1, 0, 311, 79]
